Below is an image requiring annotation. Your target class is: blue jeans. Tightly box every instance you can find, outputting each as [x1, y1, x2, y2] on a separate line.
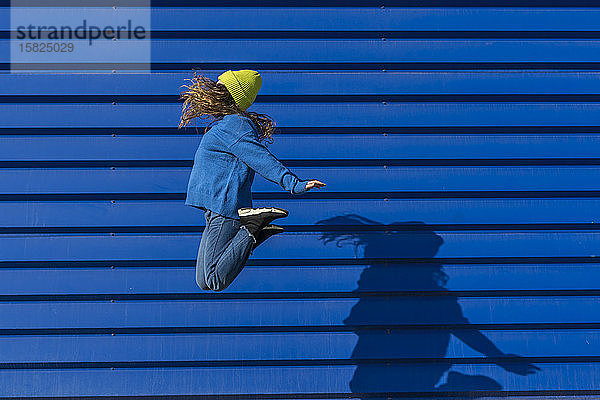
[195, 208, 256, 291]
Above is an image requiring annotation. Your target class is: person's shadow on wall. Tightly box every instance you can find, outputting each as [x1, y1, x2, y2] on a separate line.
[314, 214, 540, 397]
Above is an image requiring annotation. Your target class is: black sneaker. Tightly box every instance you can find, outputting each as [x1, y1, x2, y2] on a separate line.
[252, 224, 285, 251]
[237, 207, 289, 235]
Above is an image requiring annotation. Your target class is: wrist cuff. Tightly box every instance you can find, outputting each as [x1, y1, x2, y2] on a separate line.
[292, 179, 309, 194]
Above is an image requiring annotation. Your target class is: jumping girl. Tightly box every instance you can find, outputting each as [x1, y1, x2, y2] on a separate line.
[178, 69, 326, 292]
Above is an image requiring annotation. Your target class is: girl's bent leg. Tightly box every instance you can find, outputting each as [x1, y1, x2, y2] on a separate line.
[195, 230, 211, 290]
[195, 209, 213, 290]
[203, 212, 256, 292]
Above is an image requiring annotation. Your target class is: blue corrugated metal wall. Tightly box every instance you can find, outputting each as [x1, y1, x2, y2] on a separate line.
[2, 5, 600, 399]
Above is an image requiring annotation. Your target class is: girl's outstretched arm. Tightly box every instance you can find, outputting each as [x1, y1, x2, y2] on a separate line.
[229, 130, 310, 195]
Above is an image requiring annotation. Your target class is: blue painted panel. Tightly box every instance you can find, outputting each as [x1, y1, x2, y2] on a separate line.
[4, 134, 600, 161]
[147, 8, 600, 31]
[3, 8, 600, 32]
[5, 103, 600, 127]
[0, 329, 597, 363]
[3, 72, 600, 95]
[0, 363, 596, 397]
[0, 296, 599, 328]
[5, 39, 600, 64]
[3, 199, 600, 227]
[154, 39, 600, 63]
[1, 231, 599, 262]
[1, 264, 600, 295]
[4, 166, 600, 194]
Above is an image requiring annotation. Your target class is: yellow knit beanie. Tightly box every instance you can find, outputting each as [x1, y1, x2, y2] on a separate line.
[218, 69, 262, 111]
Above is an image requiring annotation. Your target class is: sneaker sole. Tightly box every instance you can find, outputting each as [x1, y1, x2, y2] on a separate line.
[238, 207, 289, 218]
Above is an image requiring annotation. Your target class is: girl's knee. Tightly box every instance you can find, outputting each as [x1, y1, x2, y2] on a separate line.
[196, 275, 211, 291]
[206, 274, 229, 292]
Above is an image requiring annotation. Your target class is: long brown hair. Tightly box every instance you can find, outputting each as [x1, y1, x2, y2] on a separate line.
[177, 69, 277, 146]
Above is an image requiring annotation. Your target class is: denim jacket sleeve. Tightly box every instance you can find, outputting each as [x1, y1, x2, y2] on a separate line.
[228, 130, 309, 195]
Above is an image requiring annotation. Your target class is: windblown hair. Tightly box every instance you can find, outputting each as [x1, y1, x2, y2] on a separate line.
[178, 70, 277, 145]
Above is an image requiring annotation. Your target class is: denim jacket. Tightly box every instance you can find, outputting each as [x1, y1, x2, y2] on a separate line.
[184, 113, 309, 219]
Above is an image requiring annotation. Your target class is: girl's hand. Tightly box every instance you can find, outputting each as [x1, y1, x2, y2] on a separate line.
[306, 180, 326, 190]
